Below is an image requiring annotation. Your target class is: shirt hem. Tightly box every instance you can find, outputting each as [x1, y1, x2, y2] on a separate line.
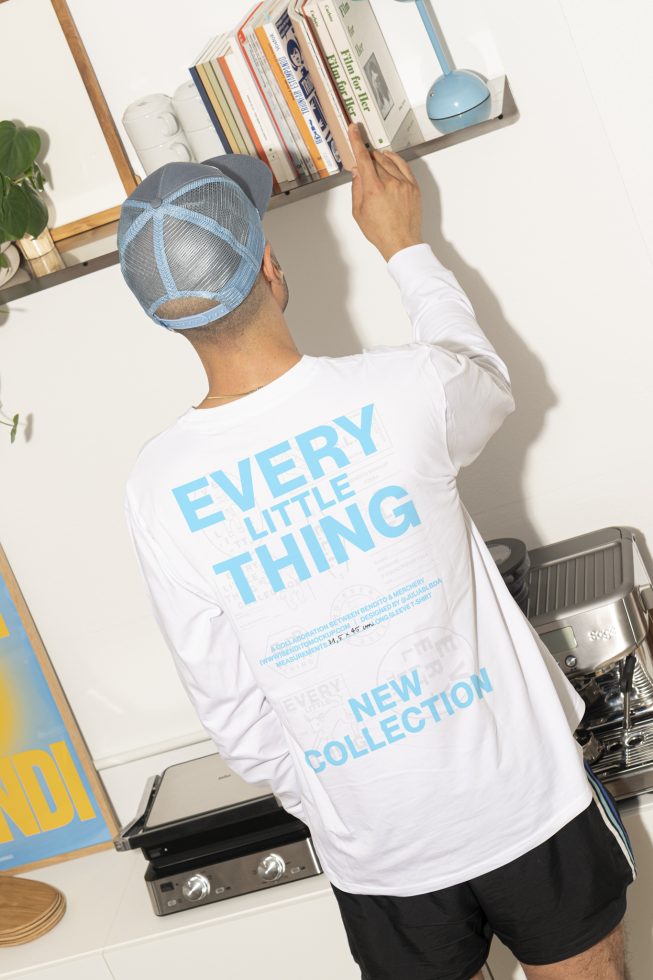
[321, 785, 593, 897]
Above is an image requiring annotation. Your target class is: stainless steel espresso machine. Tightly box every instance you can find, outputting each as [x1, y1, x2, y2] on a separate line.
[527, 526, 653, 800]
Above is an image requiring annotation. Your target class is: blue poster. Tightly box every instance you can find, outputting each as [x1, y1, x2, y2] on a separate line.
[0, 563, 115, 872]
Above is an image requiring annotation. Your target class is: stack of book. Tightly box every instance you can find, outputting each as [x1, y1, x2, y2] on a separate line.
[189, 0, 420, 191]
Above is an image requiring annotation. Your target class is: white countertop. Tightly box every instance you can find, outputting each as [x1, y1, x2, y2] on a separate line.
[0, 844, 333, 978]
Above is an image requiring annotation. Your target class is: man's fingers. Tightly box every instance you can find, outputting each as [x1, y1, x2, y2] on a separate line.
[371, 149, 406, 182]
[348, 123, 379, 185]
[383, 149, 417, 184]
[351, 167, 363, 214]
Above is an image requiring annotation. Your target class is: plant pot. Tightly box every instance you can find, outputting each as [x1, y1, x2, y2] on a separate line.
[0, 241, 21, 287]
[16, 227, 56, 260]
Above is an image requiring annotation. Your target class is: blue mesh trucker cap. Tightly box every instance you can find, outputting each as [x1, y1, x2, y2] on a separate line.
[117, 154, 273, 330]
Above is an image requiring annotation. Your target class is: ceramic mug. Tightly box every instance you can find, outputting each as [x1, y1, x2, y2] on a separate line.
[136, 134, 193, 175]
[172, 80, 214, 135]
[123, 94, 180, 150]
[185, 125, 226, 162]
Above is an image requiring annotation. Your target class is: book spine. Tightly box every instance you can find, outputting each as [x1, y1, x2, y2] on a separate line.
[204, 61, 249, 155]
[188, 66, 233, 152]
[243, 23, 312, 181]
[219, 52, 275, 179]
[212, 54, 257, 157]
[318, 0, 390, 146]
[273, 8, 340, 174]
[289, 2, 354, 169]
[224, 42, 297, 183]
[303, 0, 363, 130]
[195, 62, 240, 152]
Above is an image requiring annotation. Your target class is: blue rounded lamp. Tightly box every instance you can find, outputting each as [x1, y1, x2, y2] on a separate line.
[394, 0, 491, 133]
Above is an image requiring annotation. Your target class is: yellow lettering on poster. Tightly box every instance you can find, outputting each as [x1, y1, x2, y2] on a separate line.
[0, 613, 8, 639]
[50, 741, 96, 821]
[12, 750, 74, 832]
[0, 758, 40, 843]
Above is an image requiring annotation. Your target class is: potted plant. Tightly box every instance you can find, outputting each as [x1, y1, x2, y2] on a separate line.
[0, 120, 49, 278]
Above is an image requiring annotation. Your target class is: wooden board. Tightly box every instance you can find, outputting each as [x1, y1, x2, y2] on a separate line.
[0, 876, 66, 944]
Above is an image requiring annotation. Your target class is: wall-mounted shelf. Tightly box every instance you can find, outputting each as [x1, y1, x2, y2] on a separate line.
[0, 76, 517, 308]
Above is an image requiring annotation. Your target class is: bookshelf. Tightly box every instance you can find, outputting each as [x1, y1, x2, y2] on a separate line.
[0, 75, 516, 307]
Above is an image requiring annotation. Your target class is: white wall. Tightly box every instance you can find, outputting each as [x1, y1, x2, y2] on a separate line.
[2, 0, 653, 807]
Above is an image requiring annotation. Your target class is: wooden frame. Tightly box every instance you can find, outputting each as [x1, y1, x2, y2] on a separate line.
[49, 0, 138, 237]
[0, 544, 119, 875]
[0, 0, 137, 241]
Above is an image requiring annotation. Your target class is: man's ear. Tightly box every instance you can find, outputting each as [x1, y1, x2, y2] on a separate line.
[261, 242, 284, 285]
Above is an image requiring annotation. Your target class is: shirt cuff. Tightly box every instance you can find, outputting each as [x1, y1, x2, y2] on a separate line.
[387, 243, 448, 289]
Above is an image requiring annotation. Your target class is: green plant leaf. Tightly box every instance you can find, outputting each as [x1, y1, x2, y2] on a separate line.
[26, 162, 46, 192]
[10, 414, 19, 443]
[0, 121, 41, 179]
[0, 251, 8, 269]
[0, 182, 48, 239]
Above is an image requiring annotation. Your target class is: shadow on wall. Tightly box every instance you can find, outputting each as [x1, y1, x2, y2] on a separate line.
[412, 159, 558, 548]
[266, 159, 557, 549]
[264, 189, 363, 359]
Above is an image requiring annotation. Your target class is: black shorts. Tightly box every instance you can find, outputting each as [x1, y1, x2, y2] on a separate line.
[331, 765, 636, 980]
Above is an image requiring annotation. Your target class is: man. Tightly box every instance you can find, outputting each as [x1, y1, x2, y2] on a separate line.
[118, 124, 635, 980]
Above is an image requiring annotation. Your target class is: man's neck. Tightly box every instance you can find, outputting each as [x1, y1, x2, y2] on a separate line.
[193, 315, 301, 409]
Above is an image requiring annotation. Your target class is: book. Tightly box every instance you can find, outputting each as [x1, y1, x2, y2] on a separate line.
[302, 0, 369, 144]
[220, 32, 297, 186]
[317, 0, 411, 147]
[259, 5, 340, 178]
[289, 0, 354, 170]
[331, 0, 416, 145]
[238, 5, 310, 182]
[324, 0, 424, 150]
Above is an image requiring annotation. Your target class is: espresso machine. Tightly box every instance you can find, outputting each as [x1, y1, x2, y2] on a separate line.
[527, 526, 653, 800]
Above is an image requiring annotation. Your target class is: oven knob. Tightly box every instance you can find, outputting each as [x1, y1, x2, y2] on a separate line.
[257, 853, 286, 882]
[182, 874, 210, 901]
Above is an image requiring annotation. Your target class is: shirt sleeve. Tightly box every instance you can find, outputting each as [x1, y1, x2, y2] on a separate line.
[124, 497, 305, 820]
[387, 243, 516, 473]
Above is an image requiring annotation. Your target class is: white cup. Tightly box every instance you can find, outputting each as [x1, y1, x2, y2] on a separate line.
[136, 134, 193, 175]
[123, 94, 180, 150]
[185, 125, 226, 162]
[173, 80, 214, 134]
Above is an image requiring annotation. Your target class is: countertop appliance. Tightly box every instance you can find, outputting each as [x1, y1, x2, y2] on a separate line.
[527, 526, 653, 799]
[114, 754, 321, 916]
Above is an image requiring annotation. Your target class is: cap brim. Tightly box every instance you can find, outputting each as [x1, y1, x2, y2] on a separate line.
[202, 154, 273, 217]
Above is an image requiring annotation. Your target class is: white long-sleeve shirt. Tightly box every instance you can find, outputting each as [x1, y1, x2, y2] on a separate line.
[125, 244, 590, 895]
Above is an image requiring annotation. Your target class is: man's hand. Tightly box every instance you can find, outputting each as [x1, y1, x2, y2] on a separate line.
[349, 123, 423, 263]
